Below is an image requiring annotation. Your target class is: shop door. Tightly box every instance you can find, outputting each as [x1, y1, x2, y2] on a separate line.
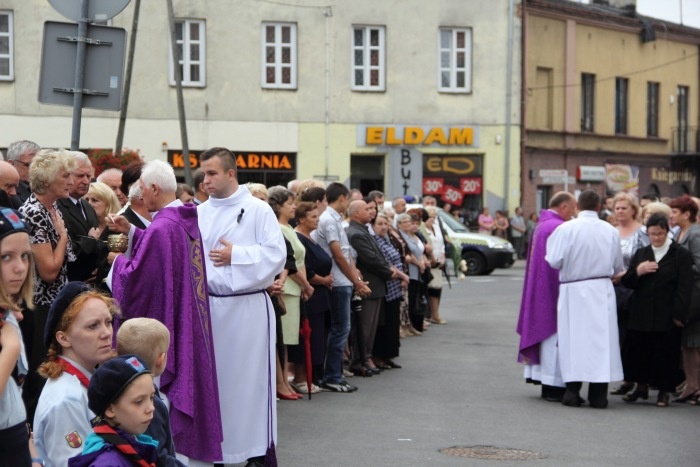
[350, 155, 384, 194]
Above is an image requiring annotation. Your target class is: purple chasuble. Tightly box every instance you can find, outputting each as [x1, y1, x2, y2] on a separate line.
[516, 209, 565, 365]
[112, 204, 223, 462]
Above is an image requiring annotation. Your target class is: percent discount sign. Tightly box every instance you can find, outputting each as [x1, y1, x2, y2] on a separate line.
[423, 177, 445, 195]
[441, 185, 464, 205]
[460, 177, 482, 194]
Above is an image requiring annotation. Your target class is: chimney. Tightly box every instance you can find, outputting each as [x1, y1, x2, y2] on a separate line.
[592, 0, 636, 13]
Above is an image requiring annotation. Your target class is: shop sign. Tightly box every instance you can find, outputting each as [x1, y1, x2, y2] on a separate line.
[651, 168, 694, 185]
[357, 125, 480, 147]
[576, 166, 606, 182]
[424, 156, 478, 175]
[441, 185, 464, 205]
[168, 150, 295, 171]
[387, 148, 423, 198]
[460, 177, 482, 195]
[605, 164, 638, 195]
[423, 178, 445, 195]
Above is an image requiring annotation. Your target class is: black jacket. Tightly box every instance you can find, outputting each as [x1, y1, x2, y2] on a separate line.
[346, 220, 393, 299]
[57, 198, 99, 281]
[621, 241, 694, 331]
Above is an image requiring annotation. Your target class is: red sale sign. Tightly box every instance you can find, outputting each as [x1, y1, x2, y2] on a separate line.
[460, 177, 482, 194]
[440, 185, 464, 205]
[423, 178, 445, 195]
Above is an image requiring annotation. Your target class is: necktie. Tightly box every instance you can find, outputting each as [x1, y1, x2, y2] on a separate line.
[75, 199, 86, 220]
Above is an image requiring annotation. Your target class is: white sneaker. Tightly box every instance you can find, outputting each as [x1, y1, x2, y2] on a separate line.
[291, 382, 321, 394]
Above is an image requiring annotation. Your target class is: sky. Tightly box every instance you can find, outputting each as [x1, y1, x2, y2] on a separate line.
[574, 0, 700, 28]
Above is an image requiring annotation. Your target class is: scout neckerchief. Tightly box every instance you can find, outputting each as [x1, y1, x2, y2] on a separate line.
[93, 423, 155, 467]
[57, 357, 90, 389]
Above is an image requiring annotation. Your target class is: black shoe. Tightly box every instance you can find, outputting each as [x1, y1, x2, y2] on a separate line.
[589, 398, 609, 409]
[340, 380, 358, 392]
[384, 359, 402, 369]
[320, 381, 356, 393]
[622, 387, 649, 402]
[245, 457, 265, 467]
[366, 365, 382, 375]
[562, 390, 584, 407]
[350, 367, 372, 377]
[610, 382, 634, 395]
[541, 385, 565, 402]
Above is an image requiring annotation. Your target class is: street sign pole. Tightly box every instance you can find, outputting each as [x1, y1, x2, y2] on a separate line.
[70, 0, 89, 150]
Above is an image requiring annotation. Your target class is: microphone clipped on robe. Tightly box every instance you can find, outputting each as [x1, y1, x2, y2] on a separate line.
[237, 209, 245, 223]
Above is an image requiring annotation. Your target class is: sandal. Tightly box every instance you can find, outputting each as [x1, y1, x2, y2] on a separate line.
[656, 392, 670, 407]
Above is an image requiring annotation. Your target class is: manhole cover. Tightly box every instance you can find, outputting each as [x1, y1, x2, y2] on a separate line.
[440, 445, 547, 460]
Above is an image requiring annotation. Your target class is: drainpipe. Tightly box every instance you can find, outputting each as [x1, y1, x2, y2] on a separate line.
[503, 0, 516, 210]
[324, 7, 332, 179]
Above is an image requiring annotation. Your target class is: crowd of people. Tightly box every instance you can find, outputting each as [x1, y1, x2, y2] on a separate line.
[517, 188, 700, 409]
[0, 140, 455, 466]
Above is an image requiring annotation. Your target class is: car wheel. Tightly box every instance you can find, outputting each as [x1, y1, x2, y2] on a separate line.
[462, 251, 486, 275]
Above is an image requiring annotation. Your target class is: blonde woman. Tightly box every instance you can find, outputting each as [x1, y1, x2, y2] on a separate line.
[19, 149, 77, 422]
[84, 182, 121, 239]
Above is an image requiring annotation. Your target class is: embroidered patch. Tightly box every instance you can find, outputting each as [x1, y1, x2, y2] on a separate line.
[65, 431, 83, 448]
[125, 356, 146, 373]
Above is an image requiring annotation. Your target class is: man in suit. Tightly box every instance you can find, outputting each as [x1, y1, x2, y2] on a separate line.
[118, 162, 151, 229]
[346, 199, 404, 375]
[0, 160, 22, 208]
[57, 151, 100, 282]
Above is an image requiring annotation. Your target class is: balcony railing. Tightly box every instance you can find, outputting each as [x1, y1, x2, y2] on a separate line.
[672, 126, 700, 154]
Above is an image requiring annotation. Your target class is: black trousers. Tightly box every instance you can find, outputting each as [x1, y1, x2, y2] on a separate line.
[566, 381, 608, 407]
[0, 422, 31, 466]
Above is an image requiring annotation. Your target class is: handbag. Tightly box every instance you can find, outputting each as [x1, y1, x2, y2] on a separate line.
[421, 268, 434, 284]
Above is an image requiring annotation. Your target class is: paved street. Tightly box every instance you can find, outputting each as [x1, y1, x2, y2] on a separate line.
[273, 261, 700, 466]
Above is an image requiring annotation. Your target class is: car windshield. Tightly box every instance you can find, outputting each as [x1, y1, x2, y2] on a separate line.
[438, 211, 468, 232]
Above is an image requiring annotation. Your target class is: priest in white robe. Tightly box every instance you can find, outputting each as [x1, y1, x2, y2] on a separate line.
[546, 189, 624, 409]
[196, 147, 286, 466]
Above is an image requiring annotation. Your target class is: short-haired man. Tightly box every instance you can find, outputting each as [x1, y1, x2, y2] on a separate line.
[56, 151, 100, 282]
[423, 195, 437, 207]
[191, 168, 208, 205]
[6, 139, 40, 202]
[546, 190, 624, 408]
[392, 197, 407, 215]
[516, 192, 576, 402]
[197, 147, 286, 466]
[367, 190, 385, 210]
[346, 199, 402, 375]
[106, 160, 223, 463]
[510, 207, 526, 259]
[97, 168, 127, 206]
[315, 182, 371, 392]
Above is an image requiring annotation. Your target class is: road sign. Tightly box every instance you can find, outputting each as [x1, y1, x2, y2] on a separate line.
[39, 21, 126, 111]
[49, 0, 131, 22]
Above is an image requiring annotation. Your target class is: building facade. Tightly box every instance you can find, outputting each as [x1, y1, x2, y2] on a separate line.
[0, 0, 522, 213]
[522, 0, 700, 217]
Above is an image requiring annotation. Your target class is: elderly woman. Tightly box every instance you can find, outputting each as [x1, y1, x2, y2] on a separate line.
[372, 212, 409, 368]
[620, 214, 693, 407]
[493, 210, 509, 239]
[669, 195, 700, 403]
[34, 283, 119, 466]
[397, 212, 430, 334]
[19, 149, 77, 422]
[425, 206, 446, 324]
[478, 207, 494, 234]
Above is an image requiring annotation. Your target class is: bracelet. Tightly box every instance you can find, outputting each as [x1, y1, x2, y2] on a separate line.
[32, 459, 45, 467]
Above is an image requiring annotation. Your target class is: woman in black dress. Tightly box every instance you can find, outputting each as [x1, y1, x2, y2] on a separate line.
[620, 214, 693, 407]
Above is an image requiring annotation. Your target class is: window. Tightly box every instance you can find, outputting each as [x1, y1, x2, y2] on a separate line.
[581, 73, 595, 132]
[351, 25, 385, 91]
[169, 19, 206, 87]
[677, 85, 690, 151]
[438, 28, 472, 93]
[647, 82, 659, 137]
[615, 77, 628, 135]
[0, 11, 13, 81]
[261, 23, 296, 89]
